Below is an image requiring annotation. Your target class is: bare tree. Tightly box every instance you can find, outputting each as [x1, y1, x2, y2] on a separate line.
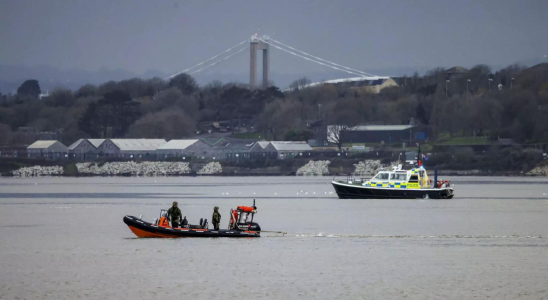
[324, 98, 366, 150]
[327, 124, 350, 151]
[289, 77, 311, 91]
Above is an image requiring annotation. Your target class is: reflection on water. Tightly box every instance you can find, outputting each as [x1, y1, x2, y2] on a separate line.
[1, 176, 548, 299]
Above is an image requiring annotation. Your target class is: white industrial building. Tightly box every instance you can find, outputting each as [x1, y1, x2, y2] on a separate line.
[95, 139, 167, 158]
[263, 141, 313, 159]
[27, 140, 68, 158]
[156, 139, 214, 158]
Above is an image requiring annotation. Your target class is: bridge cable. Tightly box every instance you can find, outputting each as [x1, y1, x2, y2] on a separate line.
[260, 39, 368, 77]
[269, 38, 377, 77]
[165, 39, 249, 80]
[195, 46, 248, 78]
[189, 45, 249, 75]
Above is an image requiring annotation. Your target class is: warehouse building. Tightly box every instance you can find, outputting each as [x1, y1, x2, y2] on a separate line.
[67, 139, 106, 160]
[200, 137, 257, 160]
[249, 141, 275, 159]
[263, 141, 313, 159]
[68, 139, 96, 160]
[95, 139, 167, 158]
[156, 139, 213, 159]
[250, 141, 270, 152]
[27, 140, 68, 159]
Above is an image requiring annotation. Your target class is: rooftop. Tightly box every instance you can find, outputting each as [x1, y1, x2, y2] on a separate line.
[348, 125, 415, 131]
[67, 139, 85, 151]
[157, 139, 199, 150]
[27, 140, 63, 149]
[270, 141, 312, 151]
[200, 137, 229, 146]
[201, 137, 259, 148]
[110, 139, 167, 151]
[445, 66, 469, 74]
[256, 141, 270, 148]
[88, 139, 105, 148]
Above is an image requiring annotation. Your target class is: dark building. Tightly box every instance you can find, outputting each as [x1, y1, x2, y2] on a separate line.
[332, 125, 417, 144]
[308, 119, 327, 146]
[200, 137, 258, 160]
[445, 66, 469, 79]
[68, 139, 97, 160]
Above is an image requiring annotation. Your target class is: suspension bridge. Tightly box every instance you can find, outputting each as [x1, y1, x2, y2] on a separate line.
[165, 35, 388, 89]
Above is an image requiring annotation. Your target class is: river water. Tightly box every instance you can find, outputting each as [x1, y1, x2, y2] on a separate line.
[1, 176, 548, 299]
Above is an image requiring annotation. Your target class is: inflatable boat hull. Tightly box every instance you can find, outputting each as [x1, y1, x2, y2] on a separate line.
[123, 216, 260, 238]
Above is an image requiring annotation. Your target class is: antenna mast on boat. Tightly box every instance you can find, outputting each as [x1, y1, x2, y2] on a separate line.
[416, 143, 421, 167]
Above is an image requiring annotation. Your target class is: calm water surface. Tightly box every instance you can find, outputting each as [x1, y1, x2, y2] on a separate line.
[1, 176, 548, 299]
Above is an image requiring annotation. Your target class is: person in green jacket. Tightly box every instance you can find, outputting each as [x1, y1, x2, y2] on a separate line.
[167, 201, 182, 228]
[212, 206, 221, 230]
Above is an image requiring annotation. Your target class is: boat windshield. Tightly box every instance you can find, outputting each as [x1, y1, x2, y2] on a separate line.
[409, 175, 419, 182]
[390, 173, 408, 181]
[374, 172, 390, 180]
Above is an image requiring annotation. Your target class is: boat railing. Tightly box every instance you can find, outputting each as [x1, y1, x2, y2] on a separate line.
[332, 173, 362, 185]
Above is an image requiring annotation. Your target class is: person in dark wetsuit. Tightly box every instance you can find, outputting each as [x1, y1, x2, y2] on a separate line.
[167, 201, 182, 228]
[212, 206, 221, 230]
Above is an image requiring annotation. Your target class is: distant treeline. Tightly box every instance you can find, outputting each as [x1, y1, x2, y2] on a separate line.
[0, 63, 547, 148]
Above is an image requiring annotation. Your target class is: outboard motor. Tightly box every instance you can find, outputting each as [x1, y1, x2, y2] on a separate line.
[228, 199, 261, 231]
[234, 221, 261, 231]
[237, 222, 261, 231]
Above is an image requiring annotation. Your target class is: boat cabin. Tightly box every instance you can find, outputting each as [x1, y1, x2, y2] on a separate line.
[365, 166, 430, 189]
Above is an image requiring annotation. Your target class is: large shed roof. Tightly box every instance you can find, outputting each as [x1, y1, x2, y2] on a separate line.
[27, 140, 67, 151]
[270, 141, 312, 151]
[256, 141, 270, 149]
[88, 139, 106, 148]
[221, 141, 256, 151]
[348, 125, 415, 131]
[157, 139, 199, 150]
[67, 139, 85, 150]
[200, 137, 228, 146]
[110, 139, 167, 151]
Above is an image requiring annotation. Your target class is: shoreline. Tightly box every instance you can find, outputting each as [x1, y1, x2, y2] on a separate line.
[1, 158, 545, 177]
[0, 171, 541, 177]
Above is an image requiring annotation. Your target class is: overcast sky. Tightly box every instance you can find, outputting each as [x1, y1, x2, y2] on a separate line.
[1, 0, 547, 78]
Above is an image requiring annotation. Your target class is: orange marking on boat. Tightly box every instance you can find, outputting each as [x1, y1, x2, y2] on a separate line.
[128, 226, 179, 238]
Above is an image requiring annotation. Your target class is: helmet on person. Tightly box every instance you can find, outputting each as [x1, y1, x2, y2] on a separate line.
[214, 206, 219, 211]
[173, 201, 178, 206]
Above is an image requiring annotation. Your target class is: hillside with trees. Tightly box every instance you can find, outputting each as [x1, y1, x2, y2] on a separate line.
[0, 63, 547, 151]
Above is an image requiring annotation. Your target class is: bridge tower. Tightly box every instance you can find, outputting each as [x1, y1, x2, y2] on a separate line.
[250, 35, 270, 89]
